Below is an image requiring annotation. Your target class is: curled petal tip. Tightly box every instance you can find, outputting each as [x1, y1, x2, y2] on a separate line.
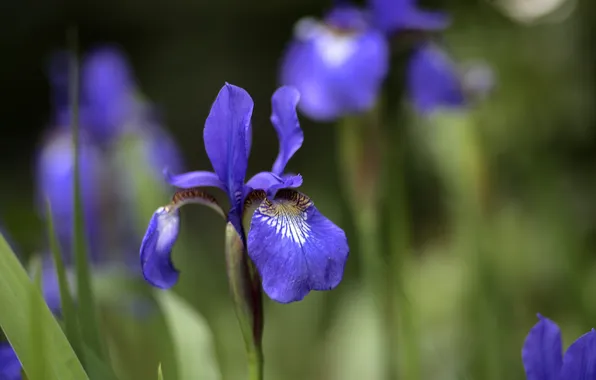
[140, 207, 181, 289]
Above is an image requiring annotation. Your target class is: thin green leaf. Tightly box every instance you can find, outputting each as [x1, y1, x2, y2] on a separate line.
[0, 234, 89, 380]
[155, 291, 221, 380]
[28, 256, 47, 380]
[82, 345, 120, 380]
[68, 26, 104, 358]
[157, 364, 164, 380]
[46, 199, 83, 358]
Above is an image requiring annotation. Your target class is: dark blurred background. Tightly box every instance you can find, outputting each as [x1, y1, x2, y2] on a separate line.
[1, 0, 595, 379]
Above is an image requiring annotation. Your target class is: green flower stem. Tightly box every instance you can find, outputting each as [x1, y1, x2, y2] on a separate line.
[224, 223, 264, 380]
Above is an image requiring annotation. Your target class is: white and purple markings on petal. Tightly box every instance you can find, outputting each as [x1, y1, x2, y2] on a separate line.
[293, 16, 360, 68]
[253, 191, 314, 245]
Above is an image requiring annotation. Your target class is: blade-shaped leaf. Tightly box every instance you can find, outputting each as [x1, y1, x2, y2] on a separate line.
[83, 345, 120, 380]
[28, 256, 47, 380]
[68, 27, 104, 359]
[157, 364, 164, 380]
[155, 291, 221, 380]
[0, 233, 89, 380]
[47, 199, 83, 358]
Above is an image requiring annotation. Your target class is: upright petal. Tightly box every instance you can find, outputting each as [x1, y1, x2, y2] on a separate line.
[82, 45, 136, 141]
[247, 190, 349, 303]
[140, 207, 181, 289]
[0, 343, 21, 380]
[407, 43, 466, 115]
[280, 10, 388, 121]
[271, 86, 304, 175]
[203, 83, 253, 206]
[368, 0, 450, 33]
[522, 314, 563, 380]
[560, 329, 596, 380]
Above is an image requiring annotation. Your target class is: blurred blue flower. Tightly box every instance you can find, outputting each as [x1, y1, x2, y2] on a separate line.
[35, 128, 103, 262]
[368, 0, 450, 33]
[406, 42, 494, 114]
[0, 343, 21, 380]
[140, 84, 349, 303]
[48, 46, 138, 144]
[280, 6, 389, 121]
[522, 313, 596, 379]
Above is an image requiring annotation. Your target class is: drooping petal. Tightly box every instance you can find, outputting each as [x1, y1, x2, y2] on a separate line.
[560, 329, 596, 380]
[164, 169, 224, 190]
[368, 0, 450, 33]
[247, 190, 349, 303]
[203, 83, 253, 206]
[280, 11, 388, 122]
[140, 207, 181, 289]
[270, 86, 304, 175]
[407, 43, 466, 115]
[521, 314, 563, 380]
[0, 343, 21, 380]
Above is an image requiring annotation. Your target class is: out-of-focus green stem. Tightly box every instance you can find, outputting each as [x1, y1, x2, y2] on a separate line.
[386, 142, 420, 380]
[436, 114, 500, 380]
[336, 111, 399, 380]
[224, 223, 264, 380]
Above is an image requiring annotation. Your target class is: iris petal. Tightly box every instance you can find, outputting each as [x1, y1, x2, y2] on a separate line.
[247, 190, 349, 303]
[203, 83, 253, 207]
[560, 329, 596, 380]
[521, 314, 563, 380]
[164, 169, 224, 190]
[407, 43, 466, 114]
[0, 343, 21, 380]
[369, 0, 450, 32]
[140, 207, 181, 289]
[270, 86, 304, 175]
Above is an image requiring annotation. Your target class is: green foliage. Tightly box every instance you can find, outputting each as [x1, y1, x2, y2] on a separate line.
[156, 290, 221, 380]
[0, 234, 88, 380]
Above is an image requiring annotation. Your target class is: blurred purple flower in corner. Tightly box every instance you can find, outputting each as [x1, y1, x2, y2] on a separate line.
[140, 84, 349, 303]
[406, 42, 495, 115]
[0, 343, 21, 380]
[522, 313, 596, 379]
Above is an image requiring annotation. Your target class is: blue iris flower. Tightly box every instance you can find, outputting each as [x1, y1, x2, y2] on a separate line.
[140, 83, 349, 303]
[280, 0, 451, 122]
[406, 42, 495, 115]
[280, 6, 389, 121]
[522, 314, 596, 379]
